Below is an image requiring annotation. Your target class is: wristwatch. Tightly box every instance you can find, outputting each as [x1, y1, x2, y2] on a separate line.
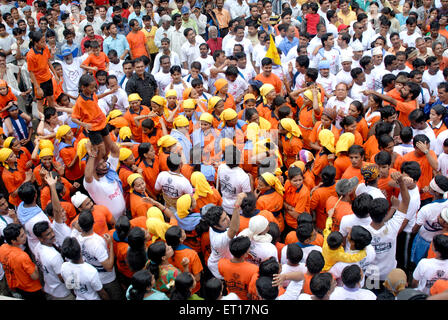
[424, 150, 429, 155]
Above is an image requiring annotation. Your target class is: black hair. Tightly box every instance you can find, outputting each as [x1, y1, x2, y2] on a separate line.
[78, 73, 96, 94]
[115, 216, 131, 241]
[350, 67, 363, 80]
[190, 61, 201, 71]
[223, 145, 241, 168]
[378, 134, 394, 150]
[352, 193, 373, 219]
[287, 166, 303, 180]
[170, 65, 182, 75]
[259, 256, 280, 277]
[202, 205, 224, 229]
[359, 56, 372, 70]
[229, 236, 251, 258]
[127, 227, 147, 272]
[165, 225, 182, 250]
[374, 122, 393, 140]
[267, 222, 280, 245]
[204, 277, 223, 300]
[128, 269, 154, 300]
[78, 210, 95, 233]
[61, 237, 81, 261]
[3, 223, 22, 244]
[33, 221, 50, 238]
[310, 273, 333, 299]
[18, 182, 36, 205]
[44, 106, 57, 120]
[382, 73, 396, 88]
[400, 161, 421, 182]
[240, 192, 257, 218]
[409, 108, 426, 124]
[261, 57, 273, 66]
[306, 68, 319, 82]
[306, 250, 325, 274]
[321, 165, 336, 187]
[256, 276, 278, 300]
[327, 231, 343, 250]
[341, 265, 362, 289]
[370, 198, 390, 223]
[413, 134, 430, 148]
[286, 244, 303, 265]
[167, 153, 182, 171]
[375, 150, 392, 166]
[147, 241, 167, 280]
[170, 272, 194, 300]
[351, 100, 365, 117]
[350, 225, 372, 250]
[296, 220, 314, 243]
[340, 115, 357, 128]
[433, 234, 448, 259]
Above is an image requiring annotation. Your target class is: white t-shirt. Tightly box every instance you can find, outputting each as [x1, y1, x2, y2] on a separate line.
[312, 48, 341, 75]
[329, 285, 377, 300]
[98, 88, 129, 114]
[280, 263, 307, 288]
[76, 233, 116, 284]
[276, 279, 304, 300]
[413, 258, 448, 294]
[223, 38, 253, 58]
[412, 125, 437, 152]
[355, 184, 386, 199]
[349, 82, 368, 107]
[280, 246, 322, 265]
[194, 55, 215, 73]
[400, 186, 421, 233]
[399, 30, 420, 48]
[244, 240, 278, 266]
[317, 73, 337, 95]
[154, 171, 193, 208]
[0, 215, 13, 237]
[154, 71, 172, 98]
[422, 70, 445, 96]
[220, 292, 241, 300]
[415, 199, 448, 242]
[335, 69, 353, 87]
[19, 209, 51, 256]
[340, 214, 372, 239]
[35, 243, 71, 298]
[365, 210, 406, 281]
[238, 64, 257, 82]
[438, 152, 448, 177]
[435, 130, 448, 156]
[58, 57, 83, 95]
[84, 155, 126, 221]
[108, 60, 124, 83]
[61, 261, 103, 300]
[393, 144, 415, 157]
[217, 164, 251, 215]
[208, 227, 232, 279]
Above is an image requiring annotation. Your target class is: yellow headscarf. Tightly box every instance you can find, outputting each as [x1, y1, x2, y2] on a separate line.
[56, 125, 71, 141]
[244, 93, 256, 103]
[39, 148, 54, 158]
[291, 160, 305, 172]
[165, 89, 178, 98]
[208, 96, 222, 111]
[253, 139, 283, 167]
[128, 93, 143, 102]
[146, 207, 171, 242]
[157, 135, 177, 149]
[191, 171, 213, 199]
[219, 138, 234, 151]
[151, 95, 167, 108]
[176, 194, 192, 219]
[303, 89, 322, 107]
[119, 126, 132, 141]
[261, 172, 284, 196]
[246, 122, 260, 142]
[173, 115, 189, 128]
[0, 148, 13, 169]
[76, 138, 89, 167]
[106, 109, 123, 123]
[182, 98, 196, 110]
[335, 132, 355, 156]
[39, 139, 54, 151]
[199, 112, 213, 124]
[280, 118, 302, 139]
[318, 129, 335, 154]
[3, 137, 14, 148]
[215, 78, 228, 92]
[260, 84, 275, 104]
[119, 148, 133, 161]
[259, 117, 272, 130]
[220, 108, 237, 122]
[127, 173, 143, 193]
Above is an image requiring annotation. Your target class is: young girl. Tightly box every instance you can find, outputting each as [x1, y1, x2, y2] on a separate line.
[334, 132, 356, 180]
[364, 94, 382, 129]
[283, 166, 311, 231]
[126, 270, 169, 300]
[191, 112, 220, 166]
[256, 172, 285, 232]
[2, 136, 33, 172]
[127, 173, 153, 219]
[278, 118, 303, 169]
[56, 124, 85, 184]
[312, 129, 336, 181]
[36, 106, 68, 141]
[348, 101, 369, 142]
[340, 115, 364, 146]
[170, 272, 203, 300]
[0, 147, 31, 206]
[214, 78, 236, 110]
[208, 96, 225, 129]
[71, 73, 111, 159]
[309, 108, 339, 152]
[191, 171, 223, 212]
[428, 104, 448, 137]
[26, 30, 59, 113]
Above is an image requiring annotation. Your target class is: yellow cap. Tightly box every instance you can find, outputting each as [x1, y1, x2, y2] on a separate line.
[220, 108, 237, 121]
[318, 129, 335, 154]
[39, 139, 54, 151]
[244, 93, 256, 102]
[56, 125, 71, 141]
[176, 194, 192, 219]
[182, 98, 196, 110]
[3, 137, 14, 148]
[119, 148, 133, 161]
[199, 112, 214, 124]
[215, 78, 228, 92]
[151, 95, 167, 107]
[77, 138, 89, 166]
[39, 148, 54, 158]
[109, 116, 129, 128]
[208, 96, 222, 111]
[128, 93, 143, 102]
[119, 126, 132, 141]
[246, 122, 260, 141]
[335, 132, 355, 155]
[0, 148, 13, 169]
[173, 115, 190, 128]
[165, 89, 178, 98]
[280, 118, 302, 139]
[127, 173, 143, 191]
[157, 135, 178, 148]
[106, 109, 123, 122]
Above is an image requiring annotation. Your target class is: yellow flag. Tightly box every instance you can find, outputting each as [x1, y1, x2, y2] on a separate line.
[265, 34, 281, 66]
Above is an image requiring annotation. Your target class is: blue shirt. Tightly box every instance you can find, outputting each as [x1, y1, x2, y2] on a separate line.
[278, 37, 299, 56]
[128, 12, 144, 27]
[103, 34, 130, 57]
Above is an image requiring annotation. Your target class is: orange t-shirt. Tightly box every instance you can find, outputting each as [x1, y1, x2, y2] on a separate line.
[193, 188, 223, 212]
[303, 170, 316, 191]
[310, 122, 340, 146]
[108, 229, 133, 279]
[16, 148, 32, 174]
[0, 244, 42, 292]
[71, 204, 114, 236]
[123, 105, 151, 142]
[396, 100, 417, 127]
[2, 168, 25, 206]
[141, 127, 162, 152]
[59, 143, 86, 181]
[356, 118, 369, 142]
[363, 135, 379, 162]
[283, 181, 311, 229]
[247, 273, 286, 300]
[310, 184, 337, 231]
[72, 92, 107, 131]
[0, 87, 18, 118]
[26, 46, 52, 83]
[430, 279, 448, 296]
[312, 152, 330, 180]
[138, 157, 160, 197]
[254, 72, 283, 94]
[169, 246, 204, 294]
[402, 150, 436, 201]
[334, 154, 352, 180]
[40, 178, 72, 210]
[82, 52, 109, 71]
[281, 135, 303, 169]
[218, 259, 259, 300]
[256, 189, 285, 232]
[129, 191, 153, 219]
[377, 168, 399, 204]
[341, 163, 368, 182]
[298, 105, 323, 150]
[427, 232, 448, 259]
[325, 196, 353, 232]
[285, 231, 324, 247]
[126, 30, 149, 58]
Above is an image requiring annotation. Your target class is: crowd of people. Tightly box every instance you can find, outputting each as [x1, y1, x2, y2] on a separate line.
[0, 0, 448, 301]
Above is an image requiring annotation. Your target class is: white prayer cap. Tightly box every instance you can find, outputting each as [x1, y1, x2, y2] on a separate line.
[372, 46, 383, 56]
[341, 55, 352, 63]
[351, 42, 364, 52]
[71, 192, 89, 209]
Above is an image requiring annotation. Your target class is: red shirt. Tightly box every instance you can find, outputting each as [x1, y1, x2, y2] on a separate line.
[206, 38, 223, 55]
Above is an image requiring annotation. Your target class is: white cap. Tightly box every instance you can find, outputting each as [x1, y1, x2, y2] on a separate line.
[341, 55, 352, 63]
[372, 46, 383, 56]
[71, 192, 89, 209]
[351, 42, 364, 52]
[441, 208, 448, 224]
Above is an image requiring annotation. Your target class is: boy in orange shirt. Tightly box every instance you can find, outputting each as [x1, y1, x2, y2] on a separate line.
[81, 41, 110, 78]
[126, 19, 150, 59]
[341, 145, 367, 182]
[325, 177, 358, 232]
[255, 57, 283, 94]
[218, 236, 259, 300]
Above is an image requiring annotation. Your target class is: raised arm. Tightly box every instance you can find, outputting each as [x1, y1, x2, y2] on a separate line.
[227, 192, 244, 239]
[45, 173, 64, 224]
